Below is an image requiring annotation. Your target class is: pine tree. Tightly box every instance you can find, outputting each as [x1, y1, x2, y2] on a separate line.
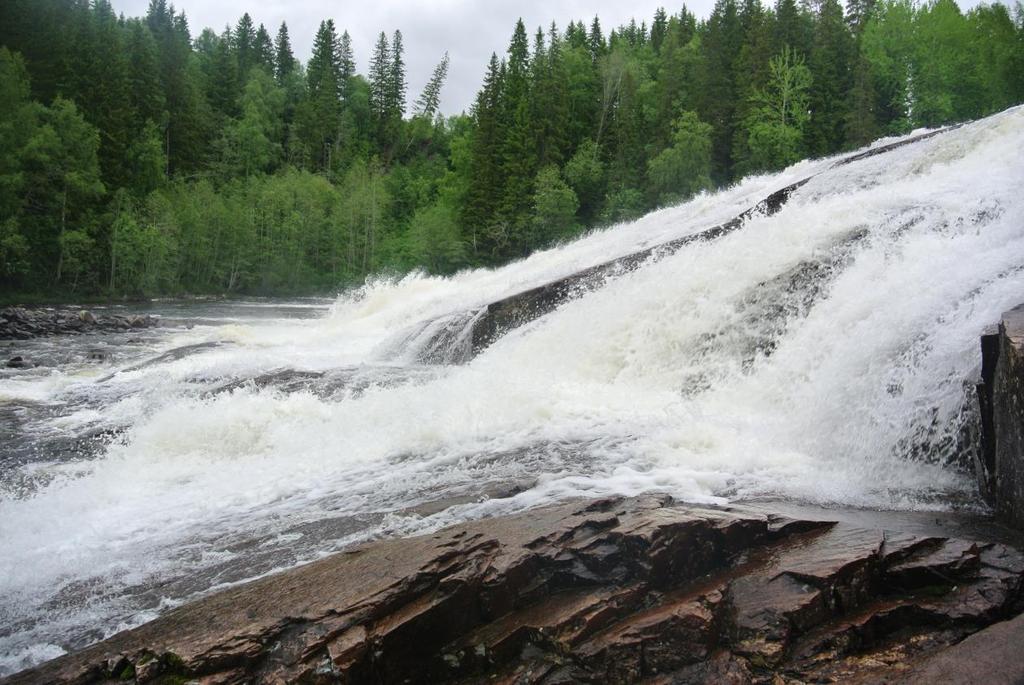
[846, 0, 877, 35]
[303, 19, 342, 169]
[369, 32, 390, 124]
[255, 24, 275, 73]
[538, 22, 570, 165]
[589, 16, 606, 62]
[274, 22, 295, 83]
[698, 0, 744, 181]
[651, 8, 669, 53]
[147, 2, 208, 174]
[774, 0, 813, 56]
[415, 52, 450, 117]
[388, 30, 407, 120]
[462, 53, 506, 261]
[495, 20, 536, 251]
[208, 28, 241, 119]
[234, 13, 257, 77]
[336, 30, 355, 101]
[805, 0, 854, 154]
[74, 0, 134, 189]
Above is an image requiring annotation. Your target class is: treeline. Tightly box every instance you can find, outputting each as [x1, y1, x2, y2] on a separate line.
[0, 0, 1022, 297]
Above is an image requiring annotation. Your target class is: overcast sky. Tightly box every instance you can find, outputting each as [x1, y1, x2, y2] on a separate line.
[110, 0, 982, 116]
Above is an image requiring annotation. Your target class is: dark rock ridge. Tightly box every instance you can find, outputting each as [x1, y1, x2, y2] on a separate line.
[413, 126, 958, 365]
[0, 307, 159, 341]
[978, 303, 1024, 529]
[6, 495, 1023, 684]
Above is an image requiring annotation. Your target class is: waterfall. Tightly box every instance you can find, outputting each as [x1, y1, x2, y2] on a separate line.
[1, 107, 1023, 675]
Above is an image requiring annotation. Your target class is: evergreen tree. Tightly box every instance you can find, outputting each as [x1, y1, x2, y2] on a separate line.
[254, 24, 275, 73]
[651, 8, 669, 53]
[774, 0, 813, 55]
[698, 0, 744, 181]
[207, 28, 241, 119]
[388, 30, 407, 120]
[462, 53, 505, 260]
[302, 19, 341, 168]
[589, 16, 607, 61]
[805, 0, 854, 155]
[415, 52, 450, 117]
[274, 22, 295, 83]
[336, 30, 356, 101]
[234, 13, 257, 77]
[369, 32, 390, 127]
[125, 20, 166, 130]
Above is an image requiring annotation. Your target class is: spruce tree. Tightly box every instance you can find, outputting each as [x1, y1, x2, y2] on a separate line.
[651, 8, 669, 53]
[698, 0, 744, 181]
[805, 0, 854, 154]
[274, 22, 295, 83]
[369, 32, 390, 124]
[774, 0, 813, 56]
[304, 19, 342, 168]
[588, 16, 606, 62]
[255, 24, 275, 73]
[208, 28, 241, 119]
[336, 30, 355, 101]
[462, 53, 505, 261]
[234, 13, 257, 77]
[125, 20, 165, 129]
[388, 30, 407, 120]
[415, 52, 450, 117]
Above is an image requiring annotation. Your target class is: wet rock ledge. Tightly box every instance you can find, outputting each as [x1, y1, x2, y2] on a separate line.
[6, 495, 1024, 685]
[0, 307, 159, 341]
[979, 304, 1024, 530]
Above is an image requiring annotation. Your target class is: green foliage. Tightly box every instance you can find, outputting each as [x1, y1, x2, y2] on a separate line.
[531, 166, 579, 243]
[408, 200, 465, 274]
[563, 139, 606, 223]
[221, 70, 285, 177]
[647, 111, 713, 205]
[0, 0, 1021, 299]
[740, 47, 812, 173]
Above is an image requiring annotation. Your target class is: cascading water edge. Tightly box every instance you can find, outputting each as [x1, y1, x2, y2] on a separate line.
[1, 106, 1023, 677]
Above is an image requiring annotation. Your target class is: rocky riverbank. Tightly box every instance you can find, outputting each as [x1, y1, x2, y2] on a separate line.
[0, 307, 159, 344]
[5, 495, 1023, 685]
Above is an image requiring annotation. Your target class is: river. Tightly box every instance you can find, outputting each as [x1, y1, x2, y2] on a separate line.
[1, 106, 1023, 676]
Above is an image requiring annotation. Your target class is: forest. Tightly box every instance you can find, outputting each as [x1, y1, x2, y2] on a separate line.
[0, 0, 1022, 298]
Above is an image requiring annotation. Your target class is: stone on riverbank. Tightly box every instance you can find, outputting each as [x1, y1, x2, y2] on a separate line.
[978, 304, 1024, 529]
[0, 307, 159, 340]
[5, 495, 1022, 684]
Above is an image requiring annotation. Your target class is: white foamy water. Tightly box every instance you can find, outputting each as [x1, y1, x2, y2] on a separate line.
[2, 108, 1024, 675]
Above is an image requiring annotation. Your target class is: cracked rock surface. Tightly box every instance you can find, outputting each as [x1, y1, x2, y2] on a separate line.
[4, 495, 1023, 685]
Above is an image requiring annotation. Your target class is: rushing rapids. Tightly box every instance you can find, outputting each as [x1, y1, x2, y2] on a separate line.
[1, 107, 1023, 676]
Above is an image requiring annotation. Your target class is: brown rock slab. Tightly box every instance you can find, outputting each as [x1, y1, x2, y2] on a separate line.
[900, 612, 1024, 685]
[3, 496, 1023, 685]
